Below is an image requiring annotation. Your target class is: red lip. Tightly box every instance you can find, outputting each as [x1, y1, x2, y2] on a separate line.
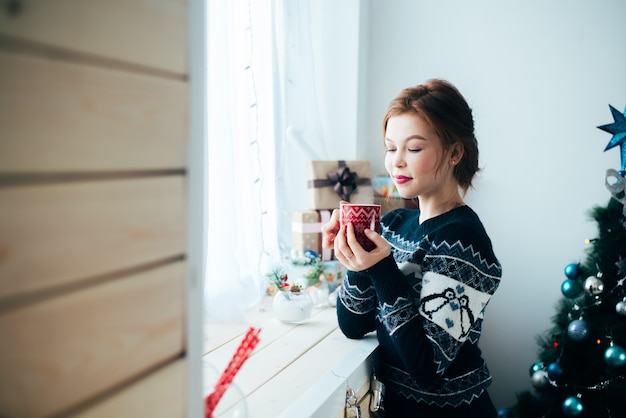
[394, 175, 412, 185]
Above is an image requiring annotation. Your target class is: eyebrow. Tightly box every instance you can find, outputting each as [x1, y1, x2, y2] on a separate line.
[384, 134, 427, 143]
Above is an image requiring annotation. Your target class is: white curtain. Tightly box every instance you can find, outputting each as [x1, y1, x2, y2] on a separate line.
[274, 0, 318, 256]
[273, 0, 341, 255]
[205, 0, 278, 321]
[205, 0, 356, 320]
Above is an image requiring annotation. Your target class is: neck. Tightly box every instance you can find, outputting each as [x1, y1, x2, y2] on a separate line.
[418, 192, 464, 223]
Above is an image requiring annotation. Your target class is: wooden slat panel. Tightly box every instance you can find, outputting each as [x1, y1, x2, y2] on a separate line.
[69, 359, 186, 418]
[0, 0, 187, 74]
[0, 51, 187, 173]
[0, 176, 186, 300]
[0, 261, 185, 418]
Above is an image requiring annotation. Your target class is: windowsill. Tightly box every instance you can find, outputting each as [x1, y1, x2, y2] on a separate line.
[203, 296, 378, 417]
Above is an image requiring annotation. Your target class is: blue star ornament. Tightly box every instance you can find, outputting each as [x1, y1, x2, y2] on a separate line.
[598, 104, 626, 174]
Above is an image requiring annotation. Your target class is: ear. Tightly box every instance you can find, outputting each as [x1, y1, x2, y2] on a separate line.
[450, 143, 464, 165]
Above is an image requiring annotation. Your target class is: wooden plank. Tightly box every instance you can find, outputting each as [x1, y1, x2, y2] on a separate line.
[268, 335, 376, 418]
[204, 307, 336, 388]
[0, 176, 186, 300]
[0, 261, 185, 418]
[203, 322, 251, 355]
[203, 296, 275, 354]
[69, 359, 186, 418]
[203, 299, 329, 371]
[0, 51, 187, 173]
[203, 308, 338, 414]
[0, 0, 187, 74]
[203, 302, 381, 418]
[248, 328, 356, 417]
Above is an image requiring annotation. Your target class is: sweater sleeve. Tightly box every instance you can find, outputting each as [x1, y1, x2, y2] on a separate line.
[416, 226, 501, 377]
[336, 269, 377, 339]
[364, 254, 440, 385]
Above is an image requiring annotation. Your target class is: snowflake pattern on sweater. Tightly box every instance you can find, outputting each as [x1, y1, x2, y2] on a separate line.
[337, 206, 502, 410]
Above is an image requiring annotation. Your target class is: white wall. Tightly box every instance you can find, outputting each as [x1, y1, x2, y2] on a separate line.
[360, 0, 626, 408]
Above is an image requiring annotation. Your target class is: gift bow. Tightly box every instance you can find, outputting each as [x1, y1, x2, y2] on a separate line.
[605, 169, 626, 218]
[327, 164, 359, 201]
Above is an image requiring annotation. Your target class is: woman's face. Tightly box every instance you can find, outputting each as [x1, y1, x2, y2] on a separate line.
[384, 112, 450, 200]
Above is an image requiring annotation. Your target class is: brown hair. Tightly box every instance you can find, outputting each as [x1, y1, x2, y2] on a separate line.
[382, 79, 479, 191]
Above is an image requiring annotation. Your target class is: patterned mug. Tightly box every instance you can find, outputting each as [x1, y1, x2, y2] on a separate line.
[339, 203, 381, 251]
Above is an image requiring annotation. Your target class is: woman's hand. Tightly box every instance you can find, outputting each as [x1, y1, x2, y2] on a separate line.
[334, 223, 390, 271]
[321, 201, 346, 250]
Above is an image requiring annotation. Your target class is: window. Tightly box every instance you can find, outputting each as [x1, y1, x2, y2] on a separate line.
[205, 0, 277, 320]
[205, 0, 346, 320]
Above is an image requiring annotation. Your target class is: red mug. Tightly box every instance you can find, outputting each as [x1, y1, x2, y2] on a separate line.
[339, 203, 381, 251]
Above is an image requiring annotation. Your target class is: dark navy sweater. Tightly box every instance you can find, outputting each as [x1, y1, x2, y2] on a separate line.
[337, 206, 502, 414]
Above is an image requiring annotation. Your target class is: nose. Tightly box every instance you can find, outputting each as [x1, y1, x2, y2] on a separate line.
[393, 149, 406, 167]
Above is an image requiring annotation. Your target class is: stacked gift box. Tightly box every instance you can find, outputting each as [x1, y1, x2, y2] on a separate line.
[307, 160, 374, 209]
[291, 210, 333, 261]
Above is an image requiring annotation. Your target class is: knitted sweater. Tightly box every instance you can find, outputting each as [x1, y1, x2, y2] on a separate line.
[337, 206, 502, 411]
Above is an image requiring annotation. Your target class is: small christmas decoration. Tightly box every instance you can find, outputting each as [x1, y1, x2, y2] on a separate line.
[561, 278, 583, 298]
[266, 266, 314, 323]
[529, 361, 545, 376]
[604, 345, 626, 367]
[597, 104, 626, 175]
[564, 263, 582, 279]
[266, 267, 304, 294]
[561, 395, 584, 416]
[547, 362, 564, 380]
[583, 275, 604, 296]
[615, 297, 626, 315]
[567, 319, 590, 342]
[531, 370, 551, 389]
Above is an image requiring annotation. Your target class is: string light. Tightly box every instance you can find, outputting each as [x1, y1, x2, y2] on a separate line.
[242, 0, 272, 280]
[547, 375, 626, 392]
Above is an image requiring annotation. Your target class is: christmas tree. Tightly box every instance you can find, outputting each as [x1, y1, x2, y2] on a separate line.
[502, 105, 626, 418]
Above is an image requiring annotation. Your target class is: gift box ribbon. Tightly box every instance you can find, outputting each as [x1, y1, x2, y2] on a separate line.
[308, 160, 371, 201]
[291, 222, 322, 234]
[291, 210, 332, 260]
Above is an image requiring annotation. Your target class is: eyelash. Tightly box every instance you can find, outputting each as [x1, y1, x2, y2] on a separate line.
[386, 148, 420, 153]
[385, 144, 422, 153]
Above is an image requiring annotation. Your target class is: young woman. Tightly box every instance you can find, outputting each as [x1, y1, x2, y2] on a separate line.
[322, 79, 502, 417]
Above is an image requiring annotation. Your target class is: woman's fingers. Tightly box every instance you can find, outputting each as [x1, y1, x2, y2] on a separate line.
[363, 228, 386, 247]
[321, 208, 341, 249]
[341, 224, 391, 270]
[334, 224, 354, 261]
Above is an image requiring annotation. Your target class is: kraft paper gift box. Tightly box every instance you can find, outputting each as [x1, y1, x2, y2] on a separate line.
[291, 210, 334, 261]
[307, 160, 374, 210]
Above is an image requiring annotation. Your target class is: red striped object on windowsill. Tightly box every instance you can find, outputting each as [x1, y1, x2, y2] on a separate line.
[205, 327, 261, 418]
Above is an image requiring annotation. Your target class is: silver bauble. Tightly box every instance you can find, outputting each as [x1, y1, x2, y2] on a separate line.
[531, 370, 550, 389]
[583, 276, 604, 295]
[616, 300, 626, 316]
